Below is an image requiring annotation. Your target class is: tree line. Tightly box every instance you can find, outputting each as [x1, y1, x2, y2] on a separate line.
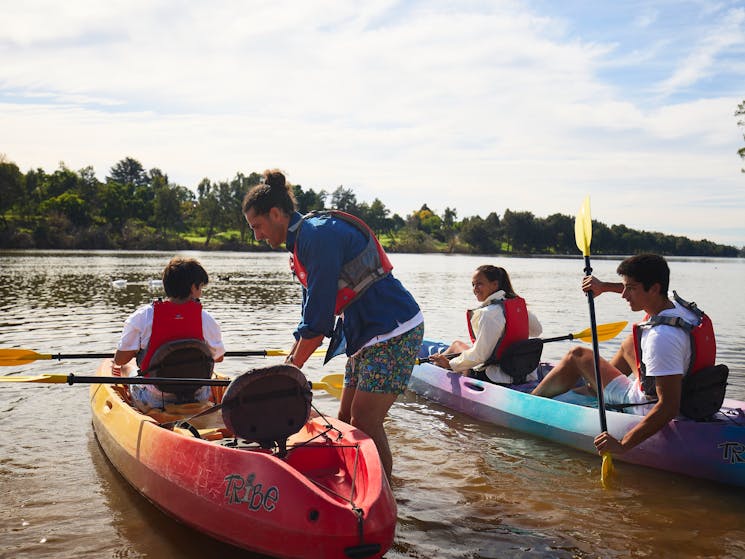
[0, 155, 741, 257]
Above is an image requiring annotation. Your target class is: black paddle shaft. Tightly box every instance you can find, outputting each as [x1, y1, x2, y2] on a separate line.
[584, 255, 608, 433]
[66, 373, 231, 386]
[51, 350, 271, 361]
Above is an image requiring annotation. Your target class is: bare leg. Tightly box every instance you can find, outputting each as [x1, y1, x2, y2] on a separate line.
[531, 346, 623, 398]
[339, 389, 399, 482]
[609, 333, 635, 375]
[445, 340, 470, 354]
[338, 385, 354, 423]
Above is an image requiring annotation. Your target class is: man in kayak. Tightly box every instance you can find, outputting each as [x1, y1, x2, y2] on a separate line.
[113, 257, 225, 412]
[531, 253, 712, 455]
[242, 169, 423, 482]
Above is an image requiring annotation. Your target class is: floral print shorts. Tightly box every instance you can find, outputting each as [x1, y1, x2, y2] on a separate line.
[344, 322, 424, 395]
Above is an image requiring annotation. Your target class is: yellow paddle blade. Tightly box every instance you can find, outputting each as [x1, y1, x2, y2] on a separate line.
[0, 374, 69, 383]
[574, 196, 592, 256]
[0, 349, 52, 366]
[313, 373, 344, 399]
[572, 321, 628, 343]
[0, 348, 327, 366]
[600, 452, 614, 488]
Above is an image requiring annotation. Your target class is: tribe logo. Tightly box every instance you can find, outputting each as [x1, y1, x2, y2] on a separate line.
[718, 442, 745, 464]
[224, 473, 280, 512]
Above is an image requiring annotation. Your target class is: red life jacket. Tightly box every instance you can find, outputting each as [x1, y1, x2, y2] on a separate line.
[633, 291, 716, 397]
[467, 296, 529, 365]
[138, 300, 204, 374]
[289, 210, 393, 315]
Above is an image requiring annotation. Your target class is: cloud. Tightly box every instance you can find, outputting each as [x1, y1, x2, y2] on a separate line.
[1, 1, 744, 247]
[654, 7, 745, 97]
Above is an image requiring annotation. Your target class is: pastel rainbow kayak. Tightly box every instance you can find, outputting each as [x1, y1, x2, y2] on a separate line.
[409, 343, 745, 488]
[90, 360, 396, 558]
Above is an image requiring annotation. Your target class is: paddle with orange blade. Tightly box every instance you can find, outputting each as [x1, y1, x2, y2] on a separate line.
[415, 321, 627, 364]
[0, 348, 325, 367]
[0, 371, 342, 399]
[575, 196, 614, 488]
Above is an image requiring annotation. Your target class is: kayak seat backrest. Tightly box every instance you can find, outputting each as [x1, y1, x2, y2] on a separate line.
[141, 338, 215, 398]
[680, 364, 729, 420]
[221, 365, 313, 457]
[496, 338, 544, 384]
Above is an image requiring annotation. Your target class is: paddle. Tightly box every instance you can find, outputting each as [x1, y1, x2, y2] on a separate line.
[0, 348, 326, 367]
[314, 374, 343, 399]
[575, 196, 614, 488]
[416, 321, 628, 364]
[0, 372, 343, 399]
[319, 320, 629, 401]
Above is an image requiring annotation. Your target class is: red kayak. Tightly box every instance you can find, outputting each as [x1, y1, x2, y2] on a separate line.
[90, 360, 396, 558]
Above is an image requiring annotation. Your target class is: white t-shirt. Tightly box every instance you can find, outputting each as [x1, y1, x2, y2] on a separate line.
[638, 300, 697, 379]
[449, 291, 543, 384]
[118, 303, 225, 360]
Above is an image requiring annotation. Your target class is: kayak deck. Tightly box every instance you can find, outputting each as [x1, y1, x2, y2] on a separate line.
[409, 361, 745, 488]
[91, 361, 395, 559]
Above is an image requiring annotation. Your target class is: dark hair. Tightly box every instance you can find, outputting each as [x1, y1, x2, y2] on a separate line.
[616, 253, 669, 293]
[242, 169, 296, 216]
[475, 265, 518, 298]
[162, 257, 209, 299]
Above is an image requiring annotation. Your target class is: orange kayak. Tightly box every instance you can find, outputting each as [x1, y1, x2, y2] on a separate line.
[90, 360, 396, 558]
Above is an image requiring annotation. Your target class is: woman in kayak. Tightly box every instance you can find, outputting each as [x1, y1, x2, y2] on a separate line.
[113, 256, 225, 412]
[430, 265, 542, 384]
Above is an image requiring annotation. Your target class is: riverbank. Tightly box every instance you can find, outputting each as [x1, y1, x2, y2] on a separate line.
[2, 216, 742, 257]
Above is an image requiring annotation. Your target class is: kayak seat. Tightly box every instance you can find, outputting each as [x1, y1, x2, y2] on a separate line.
[221, 365, 313, 457]
[140, 338, 215, 399]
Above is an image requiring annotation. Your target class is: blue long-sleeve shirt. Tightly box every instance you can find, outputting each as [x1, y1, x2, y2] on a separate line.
[286, 211, 421, 355]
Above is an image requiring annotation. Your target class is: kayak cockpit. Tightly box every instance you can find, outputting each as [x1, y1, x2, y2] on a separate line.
[114, 363, 375, 511]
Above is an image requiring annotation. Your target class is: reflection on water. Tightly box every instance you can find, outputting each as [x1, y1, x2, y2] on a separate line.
[1, 250, 744, 558]
[89, 435, 268, 559]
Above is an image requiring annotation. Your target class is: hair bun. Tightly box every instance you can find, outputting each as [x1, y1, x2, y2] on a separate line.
[264, 170, 286, 189]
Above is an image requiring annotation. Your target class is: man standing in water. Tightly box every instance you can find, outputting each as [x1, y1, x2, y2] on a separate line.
[242, 169, 424, 482]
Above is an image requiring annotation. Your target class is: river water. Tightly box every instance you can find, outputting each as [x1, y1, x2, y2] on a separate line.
[1, 250, 744, 558]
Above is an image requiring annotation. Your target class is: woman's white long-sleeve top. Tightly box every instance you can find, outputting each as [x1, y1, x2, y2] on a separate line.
[448, 290, 543, 384]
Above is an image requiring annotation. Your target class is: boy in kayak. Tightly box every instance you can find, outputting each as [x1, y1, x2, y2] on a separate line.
[531, 253, 712, 455]
[429, 265, 543, 384]
[113, 256, 225, 412]
[242, 169, 423, 482]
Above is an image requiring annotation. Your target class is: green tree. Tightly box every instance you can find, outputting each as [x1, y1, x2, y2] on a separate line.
[197, 178, 219, 247]
[441, 207, 459, 252]
[152, 174, 190, 234]
[108, 157, 149, 187]
[294, 184, 327, 214]
[232, 172, 262, 242]
[330, 186, 359, 214]
[197, 178, 239, 247]
[99, 181, 130, 229]
[541, 213, 573, 253]
[410, 204, 443, 239]
[0, 157, 24, 222]
[105, 158, 154, 223]
[365, 198, 390, 236]
[20, 168, 47, 219]
[459, 215, 499, 254]
[40, 191, 91, 227]
[501, 209, 536, 252]
[77, 165, 101, 209]
[46, 163, 80, 199]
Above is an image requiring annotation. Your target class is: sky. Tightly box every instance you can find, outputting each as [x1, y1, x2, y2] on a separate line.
[1, 1, 744, 247]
